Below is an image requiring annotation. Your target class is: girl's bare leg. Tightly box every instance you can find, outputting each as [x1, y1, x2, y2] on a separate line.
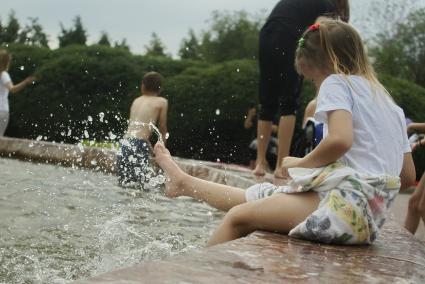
[154, 143, 246, 212]
[207, 191, 320, 246]
[405, 173, 425, 234]
[418, 174, 425, 227]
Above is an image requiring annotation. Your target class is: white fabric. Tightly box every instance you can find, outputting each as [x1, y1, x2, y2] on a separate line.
[314, 74, 410, 177]
[0, 111, 9, 136]
[0, 71, 12, 112]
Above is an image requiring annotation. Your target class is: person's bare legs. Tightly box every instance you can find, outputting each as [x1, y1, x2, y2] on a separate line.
[207, 191, 319, 246]
[154, 143, 246, 212]
[274, 115, 296, 179]
[253, 120, 272, 176]
[405, 173, 425, 234]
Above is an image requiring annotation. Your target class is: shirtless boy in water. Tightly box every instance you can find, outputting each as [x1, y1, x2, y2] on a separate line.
[117, 71, 168, 186]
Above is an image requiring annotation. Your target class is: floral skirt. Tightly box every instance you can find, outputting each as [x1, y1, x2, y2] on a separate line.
[245, 163, 400, 244]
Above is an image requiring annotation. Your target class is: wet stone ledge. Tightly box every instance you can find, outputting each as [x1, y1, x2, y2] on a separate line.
[0, 137, 254, 188]
[76, 220, 425, 283]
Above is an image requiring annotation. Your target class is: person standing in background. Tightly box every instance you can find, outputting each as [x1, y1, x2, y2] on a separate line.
[0, 49, 36, 136]
[254, 0, 350, 179]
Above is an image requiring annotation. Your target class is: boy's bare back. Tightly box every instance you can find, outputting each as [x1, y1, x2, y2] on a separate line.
[127, 95, 168, 141]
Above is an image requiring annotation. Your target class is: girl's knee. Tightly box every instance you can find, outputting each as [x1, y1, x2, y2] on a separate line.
[224, 204, 255, 232]
[408, 193, 421, 214]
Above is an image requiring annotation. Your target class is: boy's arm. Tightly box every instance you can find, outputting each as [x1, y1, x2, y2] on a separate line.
[284, 109, 353, 169]
[399, 152, 416, 192]
[158, 99, 168, 143]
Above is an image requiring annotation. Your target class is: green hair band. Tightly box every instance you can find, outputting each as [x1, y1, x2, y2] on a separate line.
[298, 37, 305, 48]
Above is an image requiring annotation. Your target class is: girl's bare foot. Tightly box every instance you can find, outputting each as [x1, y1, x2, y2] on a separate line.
[154, 143, 186, 198]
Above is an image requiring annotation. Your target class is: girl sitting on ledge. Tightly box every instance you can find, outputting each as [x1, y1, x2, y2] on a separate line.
[154, 19, 416, 245]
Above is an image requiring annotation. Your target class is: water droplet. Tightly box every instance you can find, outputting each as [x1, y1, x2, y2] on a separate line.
[108, 132, 117, 140]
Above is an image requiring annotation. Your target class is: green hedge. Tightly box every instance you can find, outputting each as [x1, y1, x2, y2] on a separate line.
[4, 44, 425, 177]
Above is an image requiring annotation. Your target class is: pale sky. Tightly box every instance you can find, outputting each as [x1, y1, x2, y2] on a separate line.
[1, 0, 424, 57]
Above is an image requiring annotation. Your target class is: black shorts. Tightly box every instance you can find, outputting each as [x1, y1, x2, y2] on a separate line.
[117, 138, 150, 186]
[258, 27, 303, 121]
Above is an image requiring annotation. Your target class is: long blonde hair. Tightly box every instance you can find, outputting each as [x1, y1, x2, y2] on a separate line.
[295, 19, 389, 96]
[0, 49, 12, 72]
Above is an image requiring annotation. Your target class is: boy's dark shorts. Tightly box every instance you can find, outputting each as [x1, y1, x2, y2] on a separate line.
[258, 27, 303, 121]
[117, 138, 150, 186]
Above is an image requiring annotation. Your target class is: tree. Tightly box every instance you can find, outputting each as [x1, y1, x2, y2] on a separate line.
[18, 17, 49, 48]
[372, 8, 425, 87]
[0, 11, 20, 44]
[355, 0, 422, 41]
[178, 29, 202, 60]
[144, 32, 168, 57]
[98, 31, 111, 46]
[58, 16, 87, 47]
[114, 38, 130, 51]
[197, 10, 264, 63]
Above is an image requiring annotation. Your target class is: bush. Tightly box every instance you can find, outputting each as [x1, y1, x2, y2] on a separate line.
[165, 59, 259, 162]
[4, 44, 425, 177]
[6, 44, 207, 144]
[8, 45, 139, 141]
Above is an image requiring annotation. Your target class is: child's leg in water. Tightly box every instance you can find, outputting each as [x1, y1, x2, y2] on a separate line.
[405, 173, 425, 234]
[154, 143, 320, 246]
[154, 143, 246, 212]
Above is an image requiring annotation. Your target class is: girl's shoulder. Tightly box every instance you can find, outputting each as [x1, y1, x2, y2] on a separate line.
[0, 71, 11, 83]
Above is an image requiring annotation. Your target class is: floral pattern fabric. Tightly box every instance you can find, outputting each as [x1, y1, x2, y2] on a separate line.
[245, 163, 400, 244]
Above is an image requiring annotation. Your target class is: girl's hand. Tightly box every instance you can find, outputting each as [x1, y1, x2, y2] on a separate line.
[281, 156, 303, 169]
[25, 76, 37, 85]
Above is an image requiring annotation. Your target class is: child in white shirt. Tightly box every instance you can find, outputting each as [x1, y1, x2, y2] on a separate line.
[0, 49, 36, 136]
[153, 19, 416, 245]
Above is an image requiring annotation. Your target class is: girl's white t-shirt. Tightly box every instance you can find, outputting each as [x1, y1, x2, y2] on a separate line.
[0, 71, 12, 112]
[314, 74, 411, 177]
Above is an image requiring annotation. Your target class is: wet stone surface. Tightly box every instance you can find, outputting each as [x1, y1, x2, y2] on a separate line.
[76, 220, 425, 283]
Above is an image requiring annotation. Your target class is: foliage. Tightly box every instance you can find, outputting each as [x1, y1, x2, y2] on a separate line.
[114, 39, 130, 51]
[178, 29, 202, 60]
[0, 11, 20, 44]
[98, 32, 111, 46]
[164, 59, 259, 162]
[17, 18, 49, 48]
[144, 33, 169, 57]
[58, 16, 87, 47]
[179, 10, 265, 62]
[5, 44, 207, 145]
[372, 8, 425, 88]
